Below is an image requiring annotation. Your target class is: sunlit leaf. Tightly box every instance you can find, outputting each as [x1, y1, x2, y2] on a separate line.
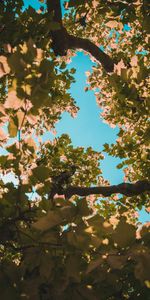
[8, 118, 18, 137]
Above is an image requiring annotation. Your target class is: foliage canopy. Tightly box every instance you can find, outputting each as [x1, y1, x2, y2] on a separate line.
[0, 0, 150, 299]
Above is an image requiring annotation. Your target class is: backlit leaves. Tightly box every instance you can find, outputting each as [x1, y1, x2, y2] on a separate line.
[8, 117, 18, 137]
[0, 56, 10, 77]
[32, 166, 50, 182]
[0, 0, 149, 299]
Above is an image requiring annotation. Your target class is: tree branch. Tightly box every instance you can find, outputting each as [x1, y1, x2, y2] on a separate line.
[46, 0, 145, 103]
[47, 0, 68, 56]
[46, 0, 114, 71]
[0, 208, 38, 229]
[47, 0, 62, 24]
[63, 180, 150, 198]
[67, 34, 114, 72]
[1, 241, 63, 252]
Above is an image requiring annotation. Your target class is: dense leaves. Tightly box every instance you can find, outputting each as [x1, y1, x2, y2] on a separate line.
[0, 0, 150, 299]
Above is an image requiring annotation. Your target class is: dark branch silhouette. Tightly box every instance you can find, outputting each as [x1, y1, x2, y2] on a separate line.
[63, 180, 150, 199]
[46, 0, 146, 103]
[47, 0, 114, 72]
[45, 1, 149, 201]
[67, 34, 114, 72]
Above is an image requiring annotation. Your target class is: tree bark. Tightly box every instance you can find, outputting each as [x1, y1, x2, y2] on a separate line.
[47, 0, 114, 72]
[67, 34, 114, 72]
[47, 0, 62, 24]
[62, 180, 150, 198]
[47, 0, 145, 103]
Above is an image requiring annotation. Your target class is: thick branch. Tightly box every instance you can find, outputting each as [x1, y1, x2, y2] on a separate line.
[45, 0, 145, 105]
[47, 0, 62, 24]
[46, 0, 114, 71]
[67, 34, 114, 72]
[63, 180, 150, 198]
[47, 0, 68, 56]
[1, 242, 63, 252]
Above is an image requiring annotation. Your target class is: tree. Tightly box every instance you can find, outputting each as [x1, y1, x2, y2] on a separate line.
[0, 0, 150, 299]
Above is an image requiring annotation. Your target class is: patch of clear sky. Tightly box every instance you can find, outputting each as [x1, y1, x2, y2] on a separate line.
[24, 0, 123, 184]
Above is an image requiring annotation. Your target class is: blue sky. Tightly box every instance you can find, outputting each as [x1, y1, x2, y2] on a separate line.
[42, 52, 124, 185]
[23, 0, 124, 184]
[24, 0, 66, 14]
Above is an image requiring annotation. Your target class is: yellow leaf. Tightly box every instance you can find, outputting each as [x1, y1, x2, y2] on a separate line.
[145, 280, 150, 288]
[0, 56, 10, 77]
[4, 91, 22, 110]
[106, 20, 119, 28]
[16, 111, 25, 128]
[8, 118, 18, 137]
[25, 137, 37, 151]
[0, 128, 7, 142]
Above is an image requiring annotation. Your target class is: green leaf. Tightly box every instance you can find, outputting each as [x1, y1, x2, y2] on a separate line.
[68, 0, 86, 7]
[32, 210, 62, 231]
[32, 166, 50, 181]
[59, 205, 77, 220]
[48, 22, 61, 31]
[117, 163, 123, 169]
[25, 137, 37, 153]
[67, 230, 91, 249]
[0, 155, 7, 167]
[60, 61, 66, 69]
[103, 143, 110, 152]
[77, 198, 92, 216]
[8, 52, 25, 77]
[70, 68, 76, 74]
[6, 143, 18, 154]
[8, 118, 18, 137]
[112, 217, 135, 248]
[143, 16, 150, 33]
